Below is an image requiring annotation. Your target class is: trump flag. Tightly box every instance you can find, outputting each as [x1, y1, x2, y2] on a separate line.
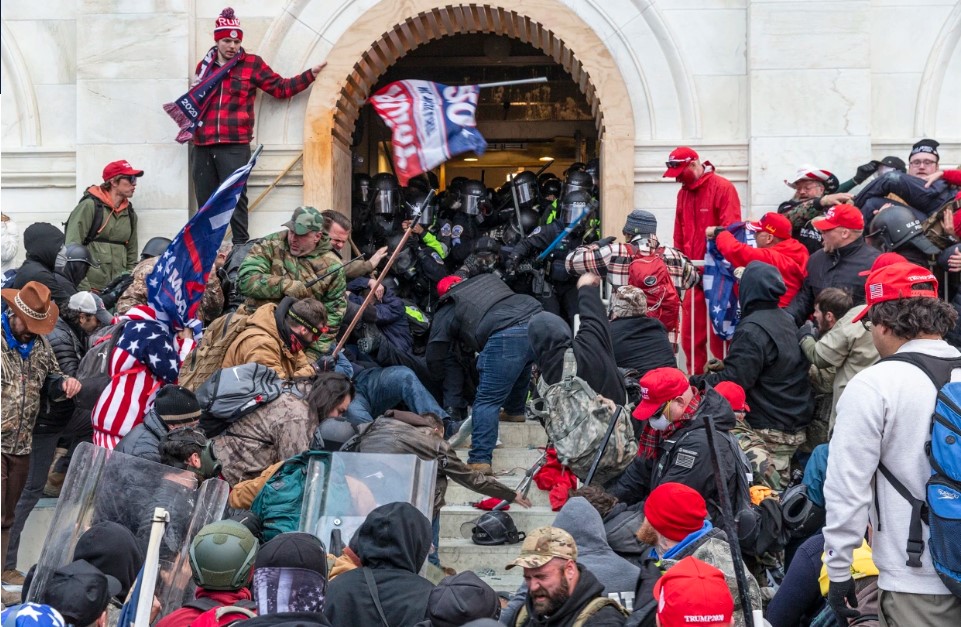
[370, 80, 488, 185]
[147, 146, 261, 329]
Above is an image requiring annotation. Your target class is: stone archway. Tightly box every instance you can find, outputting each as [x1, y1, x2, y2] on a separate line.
[303, 0, 636, 235]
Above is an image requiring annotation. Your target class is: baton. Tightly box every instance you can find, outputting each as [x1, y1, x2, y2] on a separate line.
[305, 255, 366, 288]
[508, 172, 526, 238]
[331, 189, 435, 357]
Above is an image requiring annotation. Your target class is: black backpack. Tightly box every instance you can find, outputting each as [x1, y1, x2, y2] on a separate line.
[72, 322, 128, 412]
[196, 363, 284, 438]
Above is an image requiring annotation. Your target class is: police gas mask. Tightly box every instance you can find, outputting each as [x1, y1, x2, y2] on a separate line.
[160, 428, 223, 481]
[195, 439, 223, 480]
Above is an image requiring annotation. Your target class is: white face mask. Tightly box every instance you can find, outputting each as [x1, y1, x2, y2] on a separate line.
[648, 414, 672, 431]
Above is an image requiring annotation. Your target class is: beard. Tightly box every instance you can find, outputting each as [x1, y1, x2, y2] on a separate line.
[531, 575, 570, 617]
[636, 518, 659, 547]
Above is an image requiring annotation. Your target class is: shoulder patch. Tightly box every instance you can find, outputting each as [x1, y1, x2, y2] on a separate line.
[440, 223, 452, 237]
[451, 225, 464, 238]
[431, 252, 444, 264]
[674, 452, 696, 469]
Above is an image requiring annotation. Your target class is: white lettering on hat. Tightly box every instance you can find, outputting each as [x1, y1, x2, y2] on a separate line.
[640, 385, 650, 400]
[684, 614, 726, 622]
[908, 274, 933, 281]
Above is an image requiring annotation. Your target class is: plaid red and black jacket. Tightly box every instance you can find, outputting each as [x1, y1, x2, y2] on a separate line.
[192, 52, 315, 146]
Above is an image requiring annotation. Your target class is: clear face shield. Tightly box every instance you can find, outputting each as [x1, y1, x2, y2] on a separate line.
[371, 189, 398, 216]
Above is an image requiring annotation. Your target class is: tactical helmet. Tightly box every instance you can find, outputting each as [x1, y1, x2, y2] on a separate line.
[868, 205, 940, 255]
[370, 173, 400, 216]
[509, 207, 540, 238]
[562, 170, 593, 199]
[539, 177, 562, 202]
[507, 171, 539, 208]
[189, 520, 259, 591]
[406, 177, 432, 195]
[404, 188, 436, 227]
[443, 177, 470, 211]
[585, 158, 600, 187]
[566, 162, 586, 174]
[352, 173, 372, 204]
[141, 237, 172, 260]
[460, 180, 490, 216]
[559, 189, 592, 225]
[780, 483, 826, 540]
[465, 511, 525, 546]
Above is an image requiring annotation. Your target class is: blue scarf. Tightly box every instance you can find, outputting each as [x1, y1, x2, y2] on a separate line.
[163, 46, 243, 144]
[650, 520, 715, 561]
[2, 310, 36, 360]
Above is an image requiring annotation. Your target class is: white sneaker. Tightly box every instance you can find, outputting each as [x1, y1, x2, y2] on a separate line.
[447, 416, 473, 448]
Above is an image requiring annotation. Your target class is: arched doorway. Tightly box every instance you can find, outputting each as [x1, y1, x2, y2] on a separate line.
[303, 1, 635, 235]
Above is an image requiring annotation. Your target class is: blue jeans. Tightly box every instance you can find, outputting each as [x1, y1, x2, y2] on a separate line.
[468, 324, 534, 464]
[343, 366, 449, 423]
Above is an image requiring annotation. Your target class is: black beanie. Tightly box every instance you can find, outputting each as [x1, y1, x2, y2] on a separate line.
[153, 384, 201, 427]
[428, 571, 500, 627]
[910, 138, 940, 159]
[255, 532, 328, 578]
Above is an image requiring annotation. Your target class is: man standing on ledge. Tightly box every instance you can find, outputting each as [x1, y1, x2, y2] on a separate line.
[190, 7, 325, 244]
[664, 146, 742, 374]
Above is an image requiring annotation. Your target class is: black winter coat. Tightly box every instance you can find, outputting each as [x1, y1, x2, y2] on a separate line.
[114, 410, 168, 463]
[517, 566, 627, 626]
[11, 223, 70, 309]
[786, 237, 880, 325]
[323, 502, 434, 627]
[608, 386, 744, 525]
[696, 262, 814, 433]
[35, 317, 86, 433]
[609, 316, 676, 376]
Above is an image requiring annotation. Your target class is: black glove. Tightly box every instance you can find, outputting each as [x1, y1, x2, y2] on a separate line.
[313, 355, 337, 373]
[797, 320, 817, 343]
[596, 236, 617, 247]
[827, 578, 860, 621]
[853, 160, 880, 184]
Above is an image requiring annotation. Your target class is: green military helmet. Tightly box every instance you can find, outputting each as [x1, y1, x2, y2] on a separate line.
[188, 520, 259, 591]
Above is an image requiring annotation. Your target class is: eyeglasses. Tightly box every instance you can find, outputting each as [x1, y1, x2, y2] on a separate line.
[860, 318, 873, 330]
[122, 175, 138, 184]
[909, 159, 938, 167]
[665, 159, 692, 169]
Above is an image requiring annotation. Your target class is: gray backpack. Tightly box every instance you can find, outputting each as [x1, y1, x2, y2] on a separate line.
[196, 363, 284, 437]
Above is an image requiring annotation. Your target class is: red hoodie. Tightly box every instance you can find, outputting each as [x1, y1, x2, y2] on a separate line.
[715, 230, 809, 307]
[155, 587, 255, 627]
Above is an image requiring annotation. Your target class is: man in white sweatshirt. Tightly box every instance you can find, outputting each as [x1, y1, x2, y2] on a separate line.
[824, 261, 961, 625]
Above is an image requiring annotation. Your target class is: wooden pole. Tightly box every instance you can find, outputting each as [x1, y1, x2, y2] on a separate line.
[247, 151, 304, 213]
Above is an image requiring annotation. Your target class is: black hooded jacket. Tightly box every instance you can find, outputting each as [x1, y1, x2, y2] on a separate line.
[608, 385, 745, 525]
[694, 261, 814, 433]
[11, 222, 71, 308]
[323, 502, 434, 627]
[528, 286, 627, 403]
[609, 316, 676, 377]
[517, 565, 626, 626]
[785, 237, 880, 325]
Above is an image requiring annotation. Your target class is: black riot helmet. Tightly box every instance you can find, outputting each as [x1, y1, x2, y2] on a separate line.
[566, 162, 586, 174]
[507, 171, 539, 209]
[352, 173, 372, 204]
[406, 176, 431, 195]
[442, 177, 469, 211]
[562, 170, 594, 199]
[780, 483, 826, 540]
[463, 511, 525, 546]
[585, 158, 600, 188]
[460, 180, 490, 216]
[386, 233, 417, 282]
[141, 237, 172, 260]
[403, 188, 436, 227]
[55, 243, 100, 287]
[540, 177, 562, 203]
[510, 208, 540, 238]
[868, 205, 940, 256]
[559, 189, 593, 225]
[370, 173, 400, 216]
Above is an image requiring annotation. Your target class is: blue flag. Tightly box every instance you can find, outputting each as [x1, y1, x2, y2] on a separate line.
[147, 146, 261, 329]
[702, 222, 754, 340]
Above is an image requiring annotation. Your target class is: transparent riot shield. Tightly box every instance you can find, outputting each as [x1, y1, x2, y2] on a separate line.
[26, 442, 229, 618]
[299, 452, 436, 554]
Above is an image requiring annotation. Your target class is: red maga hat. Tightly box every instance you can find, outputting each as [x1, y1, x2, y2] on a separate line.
[852, 261, 939, 322]
[663, 147, 699, 178]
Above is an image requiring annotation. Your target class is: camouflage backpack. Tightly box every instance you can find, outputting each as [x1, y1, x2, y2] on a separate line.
[528, 349, 637, 485]
[178, 311, 250, 391]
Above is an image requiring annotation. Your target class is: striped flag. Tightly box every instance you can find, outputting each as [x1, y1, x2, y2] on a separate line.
[703, 222, 754, 340]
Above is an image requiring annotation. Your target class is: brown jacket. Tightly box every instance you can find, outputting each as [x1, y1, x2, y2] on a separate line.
[353, 410, 516, 510]
[221, 302, 315, 379]
[212, 383, 317, 485]
[116, 257, 224, 322]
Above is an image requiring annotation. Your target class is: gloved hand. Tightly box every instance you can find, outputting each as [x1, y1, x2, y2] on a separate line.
[827, 578, 860, 621]
[797, 320, 817, 343]
[853, 160, 880, 184]
[286, 280, 312, 299]
[704, 358, 725, 373]
[313, 355, 337, 373]
[596, 236, 617, 247]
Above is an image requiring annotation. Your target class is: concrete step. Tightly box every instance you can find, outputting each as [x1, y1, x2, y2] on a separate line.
[437, 537, 527, 593]
[444, 470, 554, 508]
[439, 504, 557, 539]
[449, 420, 548, 450]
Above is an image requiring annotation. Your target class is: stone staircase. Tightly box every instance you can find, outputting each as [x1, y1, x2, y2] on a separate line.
[439, 420, 555, 593]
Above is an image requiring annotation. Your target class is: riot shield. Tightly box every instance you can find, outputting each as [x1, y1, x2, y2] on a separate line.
[26, 442, 228, 618]
[299, 452, 436, 554]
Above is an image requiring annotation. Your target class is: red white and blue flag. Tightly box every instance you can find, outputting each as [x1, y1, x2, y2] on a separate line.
[147, 146, 261, 330]
[370, 80, 488, 185]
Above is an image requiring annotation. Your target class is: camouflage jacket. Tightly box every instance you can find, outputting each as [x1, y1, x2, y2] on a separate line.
[238, 231, 346, 358]
[732, 420, 779, 491]
[1, 333, 65, 455]
[115, 257, 224, 322]
[212, 383, 316, 485]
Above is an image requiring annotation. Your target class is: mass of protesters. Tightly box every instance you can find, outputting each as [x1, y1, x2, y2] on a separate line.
[5, 8, 961, 626]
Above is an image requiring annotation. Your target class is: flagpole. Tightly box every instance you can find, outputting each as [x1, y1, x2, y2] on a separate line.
[475, 77, 548, 89]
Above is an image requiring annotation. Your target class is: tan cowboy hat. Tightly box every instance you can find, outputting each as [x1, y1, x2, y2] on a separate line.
[1, 281, 59, 335]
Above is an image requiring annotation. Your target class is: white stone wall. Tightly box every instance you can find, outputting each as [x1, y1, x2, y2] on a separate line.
[2, 0, 959, 265]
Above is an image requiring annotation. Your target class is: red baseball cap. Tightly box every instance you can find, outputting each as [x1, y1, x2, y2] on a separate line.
[437, 275, 463, 297]
[713, 381, 749, 412]
[632, 367, 690, 421]
[811, 204, 864, 231]
[852, 261, 939, 322]
[644, 483, 707, 541]
[663, 147, 699, 178]
[858, 251, 908, 276]
[746, 212, 792, 240]
[654, 556, 734, 627]
[102, 160, 144, 181]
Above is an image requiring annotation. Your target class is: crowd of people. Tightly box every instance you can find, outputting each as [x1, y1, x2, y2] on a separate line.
[4, 6, 961, 627]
